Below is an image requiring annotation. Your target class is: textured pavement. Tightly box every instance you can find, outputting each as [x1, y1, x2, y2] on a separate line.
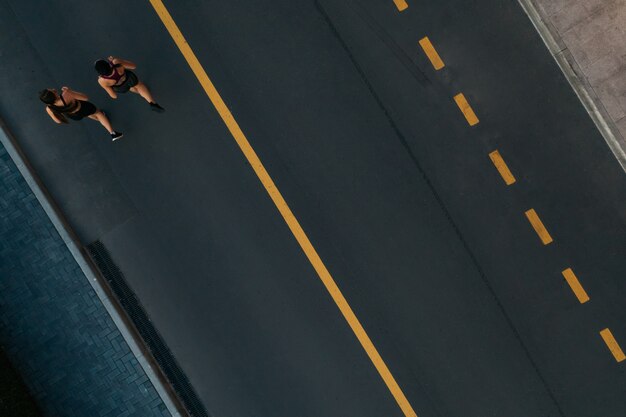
[1, 0, 626, 416]
[0, 141, 171, 417]
[534, 0, 626, 147]
[0, 345, 41, 416]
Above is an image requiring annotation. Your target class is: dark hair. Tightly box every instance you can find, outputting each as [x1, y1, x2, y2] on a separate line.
[94, 59, 112, 76]
[39, 89, 56, 104]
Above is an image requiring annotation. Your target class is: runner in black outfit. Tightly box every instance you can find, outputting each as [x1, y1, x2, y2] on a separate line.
[39, 87, 123, 141]
[95, 56, 164, 112]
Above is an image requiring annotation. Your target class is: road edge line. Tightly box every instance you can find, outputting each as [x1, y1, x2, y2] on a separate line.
[0, 118, 186, 417]
[516, 0, 626, 172]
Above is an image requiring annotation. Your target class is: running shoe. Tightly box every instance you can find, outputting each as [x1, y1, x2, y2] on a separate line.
[111, 131, 124, 141]
[149, 102, 165, 113]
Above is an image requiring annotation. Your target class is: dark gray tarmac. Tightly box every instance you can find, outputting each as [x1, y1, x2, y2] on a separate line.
[1, 0, 625, 416]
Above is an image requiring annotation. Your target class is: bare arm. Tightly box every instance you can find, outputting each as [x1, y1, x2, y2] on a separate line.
[98, 78, 118, 99]
[45, 106, 63, 124]
[62, 86, 88, 101]
[109, 56, 136, 70]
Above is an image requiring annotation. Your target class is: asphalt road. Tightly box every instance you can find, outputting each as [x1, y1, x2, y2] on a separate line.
[1, 0, 625, 416]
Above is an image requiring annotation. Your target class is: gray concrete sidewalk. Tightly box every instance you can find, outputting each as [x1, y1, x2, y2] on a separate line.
[521, 0, 626, 169]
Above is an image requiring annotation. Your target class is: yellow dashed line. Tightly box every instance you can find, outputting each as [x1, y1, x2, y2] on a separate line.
[488, 150, 516, 185]
[524, 209, 553, 245]
[561, 268, 589, 303]
[453, 93, 479, 126]
[419, 37, 445, 70]
[600, 329, 626, 362]
[393, 0, 408, 12]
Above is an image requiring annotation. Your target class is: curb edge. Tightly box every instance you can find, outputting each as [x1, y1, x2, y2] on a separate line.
[517, 0, 626, 172]
[0, 118, 186, 417]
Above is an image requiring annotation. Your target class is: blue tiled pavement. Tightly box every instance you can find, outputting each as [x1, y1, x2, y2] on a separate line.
[0, 142, 171, 417]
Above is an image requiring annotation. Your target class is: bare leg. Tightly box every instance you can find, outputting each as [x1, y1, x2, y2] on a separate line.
[88, 110, 115, 133]
[130, 82, 156, 103]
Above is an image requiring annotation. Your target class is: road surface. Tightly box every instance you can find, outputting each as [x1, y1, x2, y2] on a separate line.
[1, 0, 625, 416]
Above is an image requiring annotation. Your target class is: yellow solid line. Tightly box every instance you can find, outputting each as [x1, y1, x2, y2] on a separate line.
[524, 209, 553, 245]
[393, 0, 409, 12]
[600, 328, 626, 362]
[453, 93, 479, 126]
[418, 37, 445, 70]
[561, 268, 589, 304]
[147, 1, 418, 416]
[488, 150, 516, 185]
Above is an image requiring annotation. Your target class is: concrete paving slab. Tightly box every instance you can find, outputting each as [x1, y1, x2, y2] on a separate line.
[530, 0, 626, 166]
[2, 0, 626, 416]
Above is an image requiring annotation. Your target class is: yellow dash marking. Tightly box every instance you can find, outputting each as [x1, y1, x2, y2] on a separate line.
[453, 93, 479, 126]
[561, 268, 589, 304]
[524, 209, 553, 245]
[147, 1, 418, 416]
[600, 328, 626, 362]
[488, 150, 516, 185]
[419, 37, 445, 70]
[393, 0, 409, 12]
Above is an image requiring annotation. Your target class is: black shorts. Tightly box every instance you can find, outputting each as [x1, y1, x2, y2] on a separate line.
[66, 100, 97, 120]
[112, 70, 139, 93]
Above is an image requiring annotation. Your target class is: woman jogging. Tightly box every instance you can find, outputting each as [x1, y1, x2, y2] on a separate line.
[95, 56, 165, 112]
[39, 87, 123, 141]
